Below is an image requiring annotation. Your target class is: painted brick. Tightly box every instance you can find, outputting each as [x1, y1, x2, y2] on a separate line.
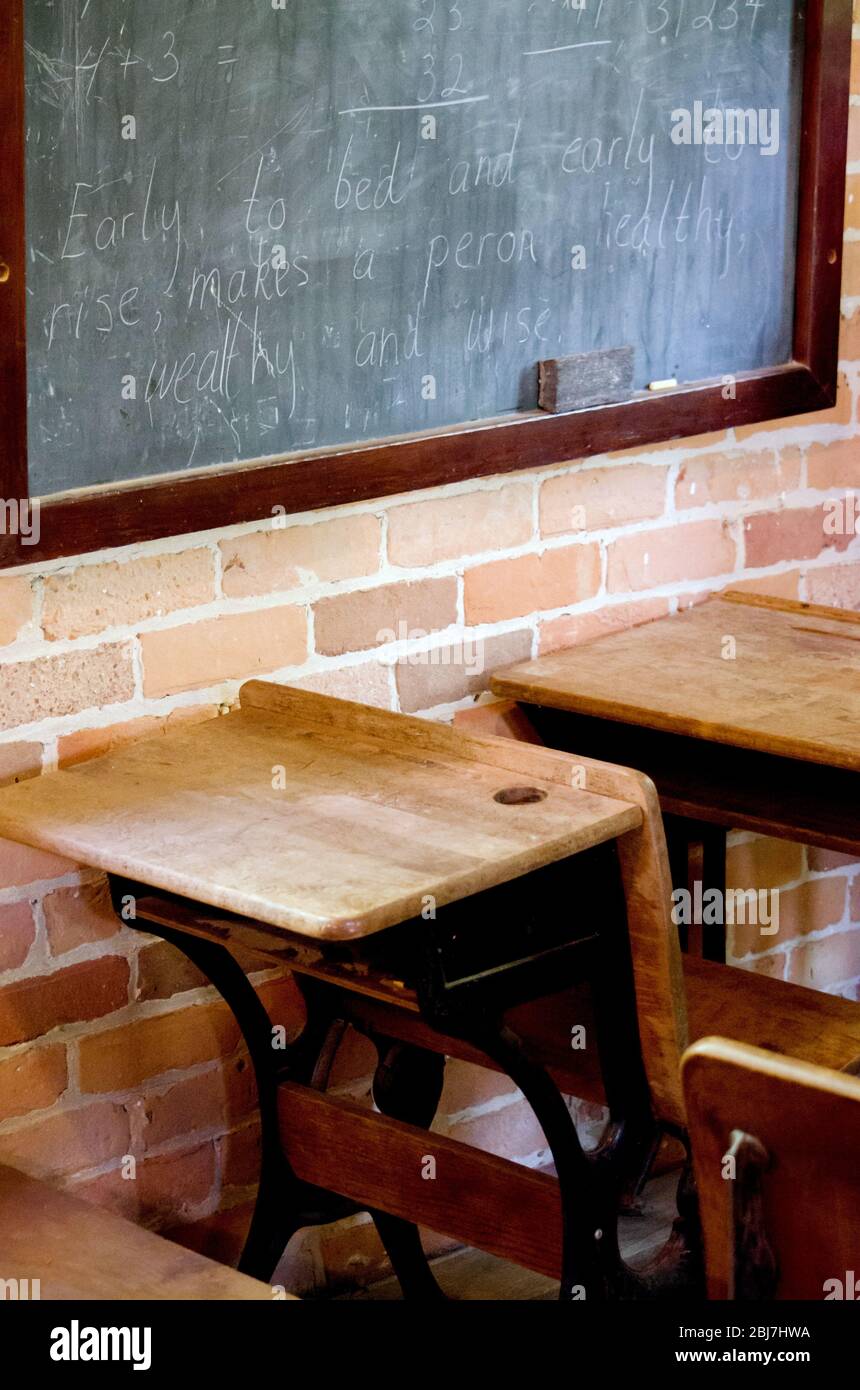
[726, 837, 805, 893]
[464, 544, 601, 624]
[540, 464, 667, 536]
[787, 931, 860, 991]
[0, 839, 77, 891]
[607, 521, 735, 593]
[43, 879, 120, 956]
[220, 514, 381, 597]
[439, 1059, 517, 1115]
[807, 438, 859, 490]
[387, 485, 534, 567]
[675, 449, 800, 509]
[0, 901, 37, 971]
[140, 606, 308, 698]
[0, 643, 135, 733]
[42, 550, 217, 641]
[0, 1101, 130, 1179]
[77, 1002, 242, 1093]
[0, 742, 43, 787]
[743, 506, 850, 569]
[805, 561, 860, 610]
[539, 597, 669, 655]
[0, 577, 34, 646]
[0, 956, 130, 1047]
[0, 1044, 67, 1122]
[314, 578, 457, 656]
[395, 628, 532, 712]
[58, 705, 220, 768]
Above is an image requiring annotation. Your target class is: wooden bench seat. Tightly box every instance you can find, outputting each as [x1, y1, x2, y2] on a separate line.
[0, 1165, 291, 1300]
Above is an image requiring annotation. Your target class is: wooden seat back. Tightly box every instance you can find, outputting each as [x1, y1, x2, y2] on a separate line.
[454, 700, 689, 1127]
[682, 1037, 860, 1300]
[0, 1164, 293, 1300]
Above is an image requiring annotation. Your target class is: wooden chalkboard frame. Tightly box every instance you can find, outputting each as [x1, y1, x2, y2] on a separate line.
[0, 0, 851, 569]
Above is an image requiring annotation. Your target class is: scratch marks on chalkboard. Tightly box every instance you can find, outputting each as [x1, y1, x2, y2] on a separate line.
[522, 40, 612, 57]
[339, 96, 490, 116]
[216, 101, 312, 187]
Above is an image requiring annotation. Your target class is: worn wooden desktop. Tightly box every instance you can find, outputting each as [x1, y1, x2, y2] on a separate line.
[0, 680, 658, 1300]
[492, 591, 860, 957]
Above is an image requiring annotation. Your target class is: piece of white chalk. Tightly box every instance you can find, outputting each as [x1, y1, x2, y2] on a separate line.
[648, 377, 678, 392]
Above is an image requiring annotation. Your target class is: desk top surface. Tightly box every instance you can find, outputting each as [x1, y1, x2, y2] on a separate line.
[492, 592, 860, 774]
[0, 681, 639, 940]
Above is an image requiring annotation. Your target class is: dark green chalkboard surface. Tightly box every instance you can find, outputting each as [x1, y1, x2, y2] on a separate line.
[24, 0, 805, 497]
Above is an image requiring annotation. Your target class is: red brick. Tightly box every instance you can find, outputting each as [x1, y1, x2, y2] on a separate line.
[539, 598, 669, 655]
[807, 439, 859, 491]
[387, 485, 533, 566]
[292, 662, 392, 708]
[787, 931, 860, 991]
[805, 562, 860, 610]
[0, 1101, 130, 1178]
[734, 878, 848, 957]
[221, 514, 381, 597]
[743, 506, 850, 569]
[675, 450, 800, 509]
[0, 577, 34, 647]
[726, 837, 805, 893]
[314, 578, 458, 656]
[395, 629, 532, 712]
[840, 308, 860, 362]
[136, 940, 209, 1002]
[136, 1142, 217, 1223]
[0, 839, 77, 891]
[444, 1095, 546, 1161]
[0, 644, 135, 733]
[0, 1044, 67, 1122]
[43, 878, 120, 955]
[0, 956, 129, 1047]
[220, 1122, 261, 1187]
[540, 464, 667, 537]
[77, 1001, 242, 1093]
[42, 550, 217, 641]
[607, 521, 736, 593]
[726, 570, 801, 601]
[464, 545, 601, 623]
[141, 607, 308, 699]
[142, 1057, 257, 1149]
[807, 848, 860, 873]
[0, 901, 36, 971]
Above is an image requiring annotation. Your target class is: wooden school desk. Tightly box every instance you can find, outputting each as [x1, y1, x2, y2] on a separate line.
[492, 591, 860, 960]
[0, 681, 673, 1301]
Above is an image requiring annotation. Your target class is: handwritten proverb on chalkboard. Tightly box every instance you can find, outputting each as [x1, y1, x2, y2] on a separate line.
[24, 0, 804, 496]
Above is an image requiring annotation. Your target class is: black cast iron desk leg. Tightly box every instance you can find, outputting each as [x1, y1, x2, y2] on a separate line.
[110, 879, 361, 1282]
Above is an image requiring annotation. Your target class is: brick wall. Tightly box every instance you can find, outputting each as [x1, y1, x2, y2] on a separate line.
[1, 27, 859, 1298]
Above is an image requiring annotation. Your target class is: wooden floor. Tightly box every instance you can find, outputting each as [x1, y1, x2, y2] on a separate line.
[338, 1172, 679, 1300]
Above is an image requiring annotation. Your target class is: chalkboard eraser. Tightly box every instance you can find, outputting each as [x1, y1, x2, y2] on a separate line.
[538, 347, 634, 413]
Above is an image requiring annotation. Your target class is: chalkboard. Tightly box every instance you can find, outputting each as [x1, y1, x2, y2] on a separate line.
[24, 0, 806, 498]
